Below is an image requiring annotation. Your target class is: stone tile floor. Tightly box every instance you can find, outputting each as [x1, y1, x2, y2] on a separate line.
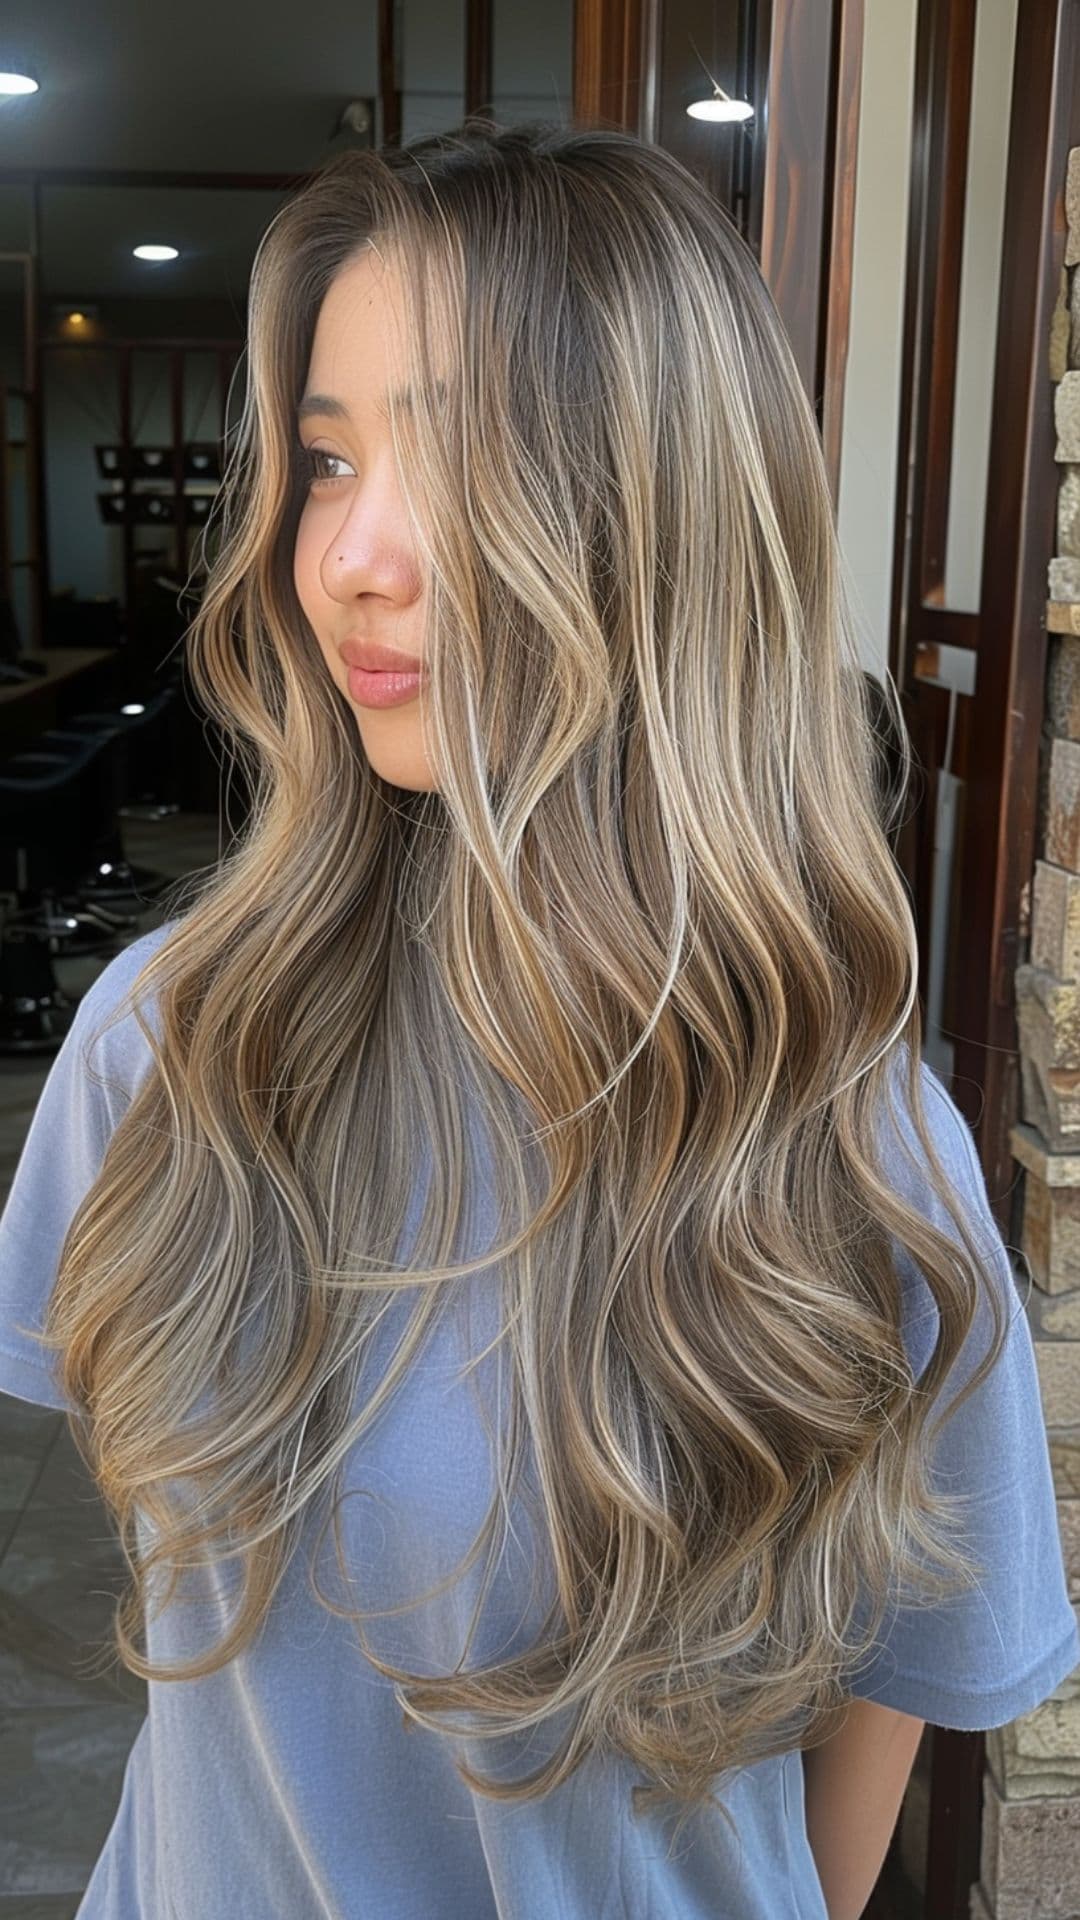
[0, 1395, 146, 1912]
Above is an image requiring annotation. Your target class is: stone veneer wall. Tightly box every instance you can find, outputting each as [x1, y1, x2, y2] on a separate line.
[975, 143, 1080, 1920]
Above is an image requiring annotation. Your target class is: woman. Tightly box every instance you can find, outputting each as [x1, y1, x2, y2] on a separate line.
[2, 120, 1075, 1920]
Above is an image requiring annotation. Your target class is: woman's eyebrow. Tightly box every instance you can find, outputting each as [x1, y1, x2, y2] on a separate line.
[296, 379, 447, 424]
[297, 393, 357, 422]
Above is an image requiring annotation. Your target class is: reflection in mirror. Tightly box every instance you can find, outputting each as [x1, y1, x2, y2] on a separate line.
[37, 185, 286, 665]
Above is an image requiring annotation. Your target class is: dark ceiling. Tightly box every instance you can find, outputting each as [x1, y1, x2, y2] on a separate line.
[0, 0, 573, 299]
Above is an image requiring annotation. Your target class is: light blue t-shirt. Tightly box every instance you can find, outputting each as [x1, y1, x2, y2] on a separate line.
[1, 921, 1077, 1920]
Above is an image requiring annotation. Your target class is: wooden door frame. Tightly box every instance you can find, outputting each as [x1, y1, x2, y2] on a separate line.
[943, 0, 1080, 1204]
[918, 14, 1080, 1902]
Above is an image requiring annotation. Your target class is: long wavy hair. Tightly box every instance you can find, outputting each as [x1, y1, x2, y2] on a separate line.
[42, 119, 1010, 1845]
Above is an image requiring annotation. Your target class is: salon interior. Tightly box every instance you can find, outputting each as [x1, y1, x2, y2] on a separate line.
[0, 1, 1052, 1916]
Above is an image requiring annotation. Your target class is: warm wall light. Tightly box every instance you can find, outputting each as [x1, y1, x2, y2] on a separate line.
[52, 302, 99, 325]
[687, 86, 754, 123]
[133, 244, 179, 261]
[0, 71, 38, 95]
[51, 303, 101, 340]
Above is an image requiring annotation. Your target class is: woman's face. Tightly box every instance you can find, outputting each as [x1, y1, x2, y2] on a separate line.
[293, 242, 439, 792]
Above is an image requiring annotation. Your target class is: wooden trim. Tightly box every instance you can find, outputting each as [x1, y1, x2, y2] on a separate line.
[919, 0, 977, 605]
[465, 0, 495, 121]
[638, 0, 662, 145]
[911, 606, 979, 655]
[887, 0, 985, 1043]
[925, 1723, 990, 1920]
[574, 0, 644, 132]
[949, 0, 1080, 1197]
[737, 0, 772, 253]
[820, 0, 864, 509]
[758, 0, 841, 421]
[379, 0, 401, 149]
[888, 0, 978, 1028]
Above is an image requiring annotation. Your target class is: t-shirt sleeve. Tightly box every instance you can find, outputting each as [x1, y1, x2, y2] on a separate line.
[842, 1055, 1080, 1729]
[0, 925, 170, 1413]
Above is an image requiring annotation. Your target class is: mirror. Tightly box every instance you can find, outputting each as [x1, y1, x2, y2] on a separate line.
[0, 0, 574, 663]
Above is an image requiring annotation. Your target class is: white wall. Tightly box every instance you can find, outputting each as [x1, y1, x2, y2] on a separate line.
[944, 0, 1018, 611]
[835, 0, 1017, 674]
[835, 0, 920, 680]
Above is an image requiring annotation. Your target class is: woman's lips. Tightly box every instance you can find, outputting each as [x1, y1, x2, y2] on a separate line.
[346, 664, 424, 708]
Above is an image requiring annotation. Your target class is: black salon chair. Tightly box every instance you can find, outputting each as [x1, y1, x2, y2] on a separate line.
[0, 732, 122, 1050]
[0, 673, 188, 1050]
[42, 680, 182, 913]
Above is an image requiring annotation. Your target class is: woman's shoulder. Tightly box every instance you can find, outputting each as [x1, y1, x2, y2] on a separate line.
[72, 916, 179, 1125]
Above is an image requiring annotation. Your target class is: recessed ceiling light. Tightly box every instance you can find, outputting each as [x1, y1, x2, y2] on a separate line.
[687, 88, 754, 123]
[0, 71, 38, 95]
[133, 244, 180, 261]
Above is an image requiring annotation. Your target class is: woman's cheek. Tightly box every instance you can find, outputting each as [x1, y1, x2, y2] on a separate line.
[293, 513, 321, 621]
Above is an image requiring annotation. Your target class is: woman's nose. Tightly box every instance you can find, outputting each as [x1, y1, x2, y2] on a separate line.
[321, 526, 422, 610]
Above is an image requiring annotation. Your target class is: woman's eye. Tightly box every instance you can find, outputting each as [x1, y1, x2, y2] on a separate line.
[295, 442, 352, 485]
